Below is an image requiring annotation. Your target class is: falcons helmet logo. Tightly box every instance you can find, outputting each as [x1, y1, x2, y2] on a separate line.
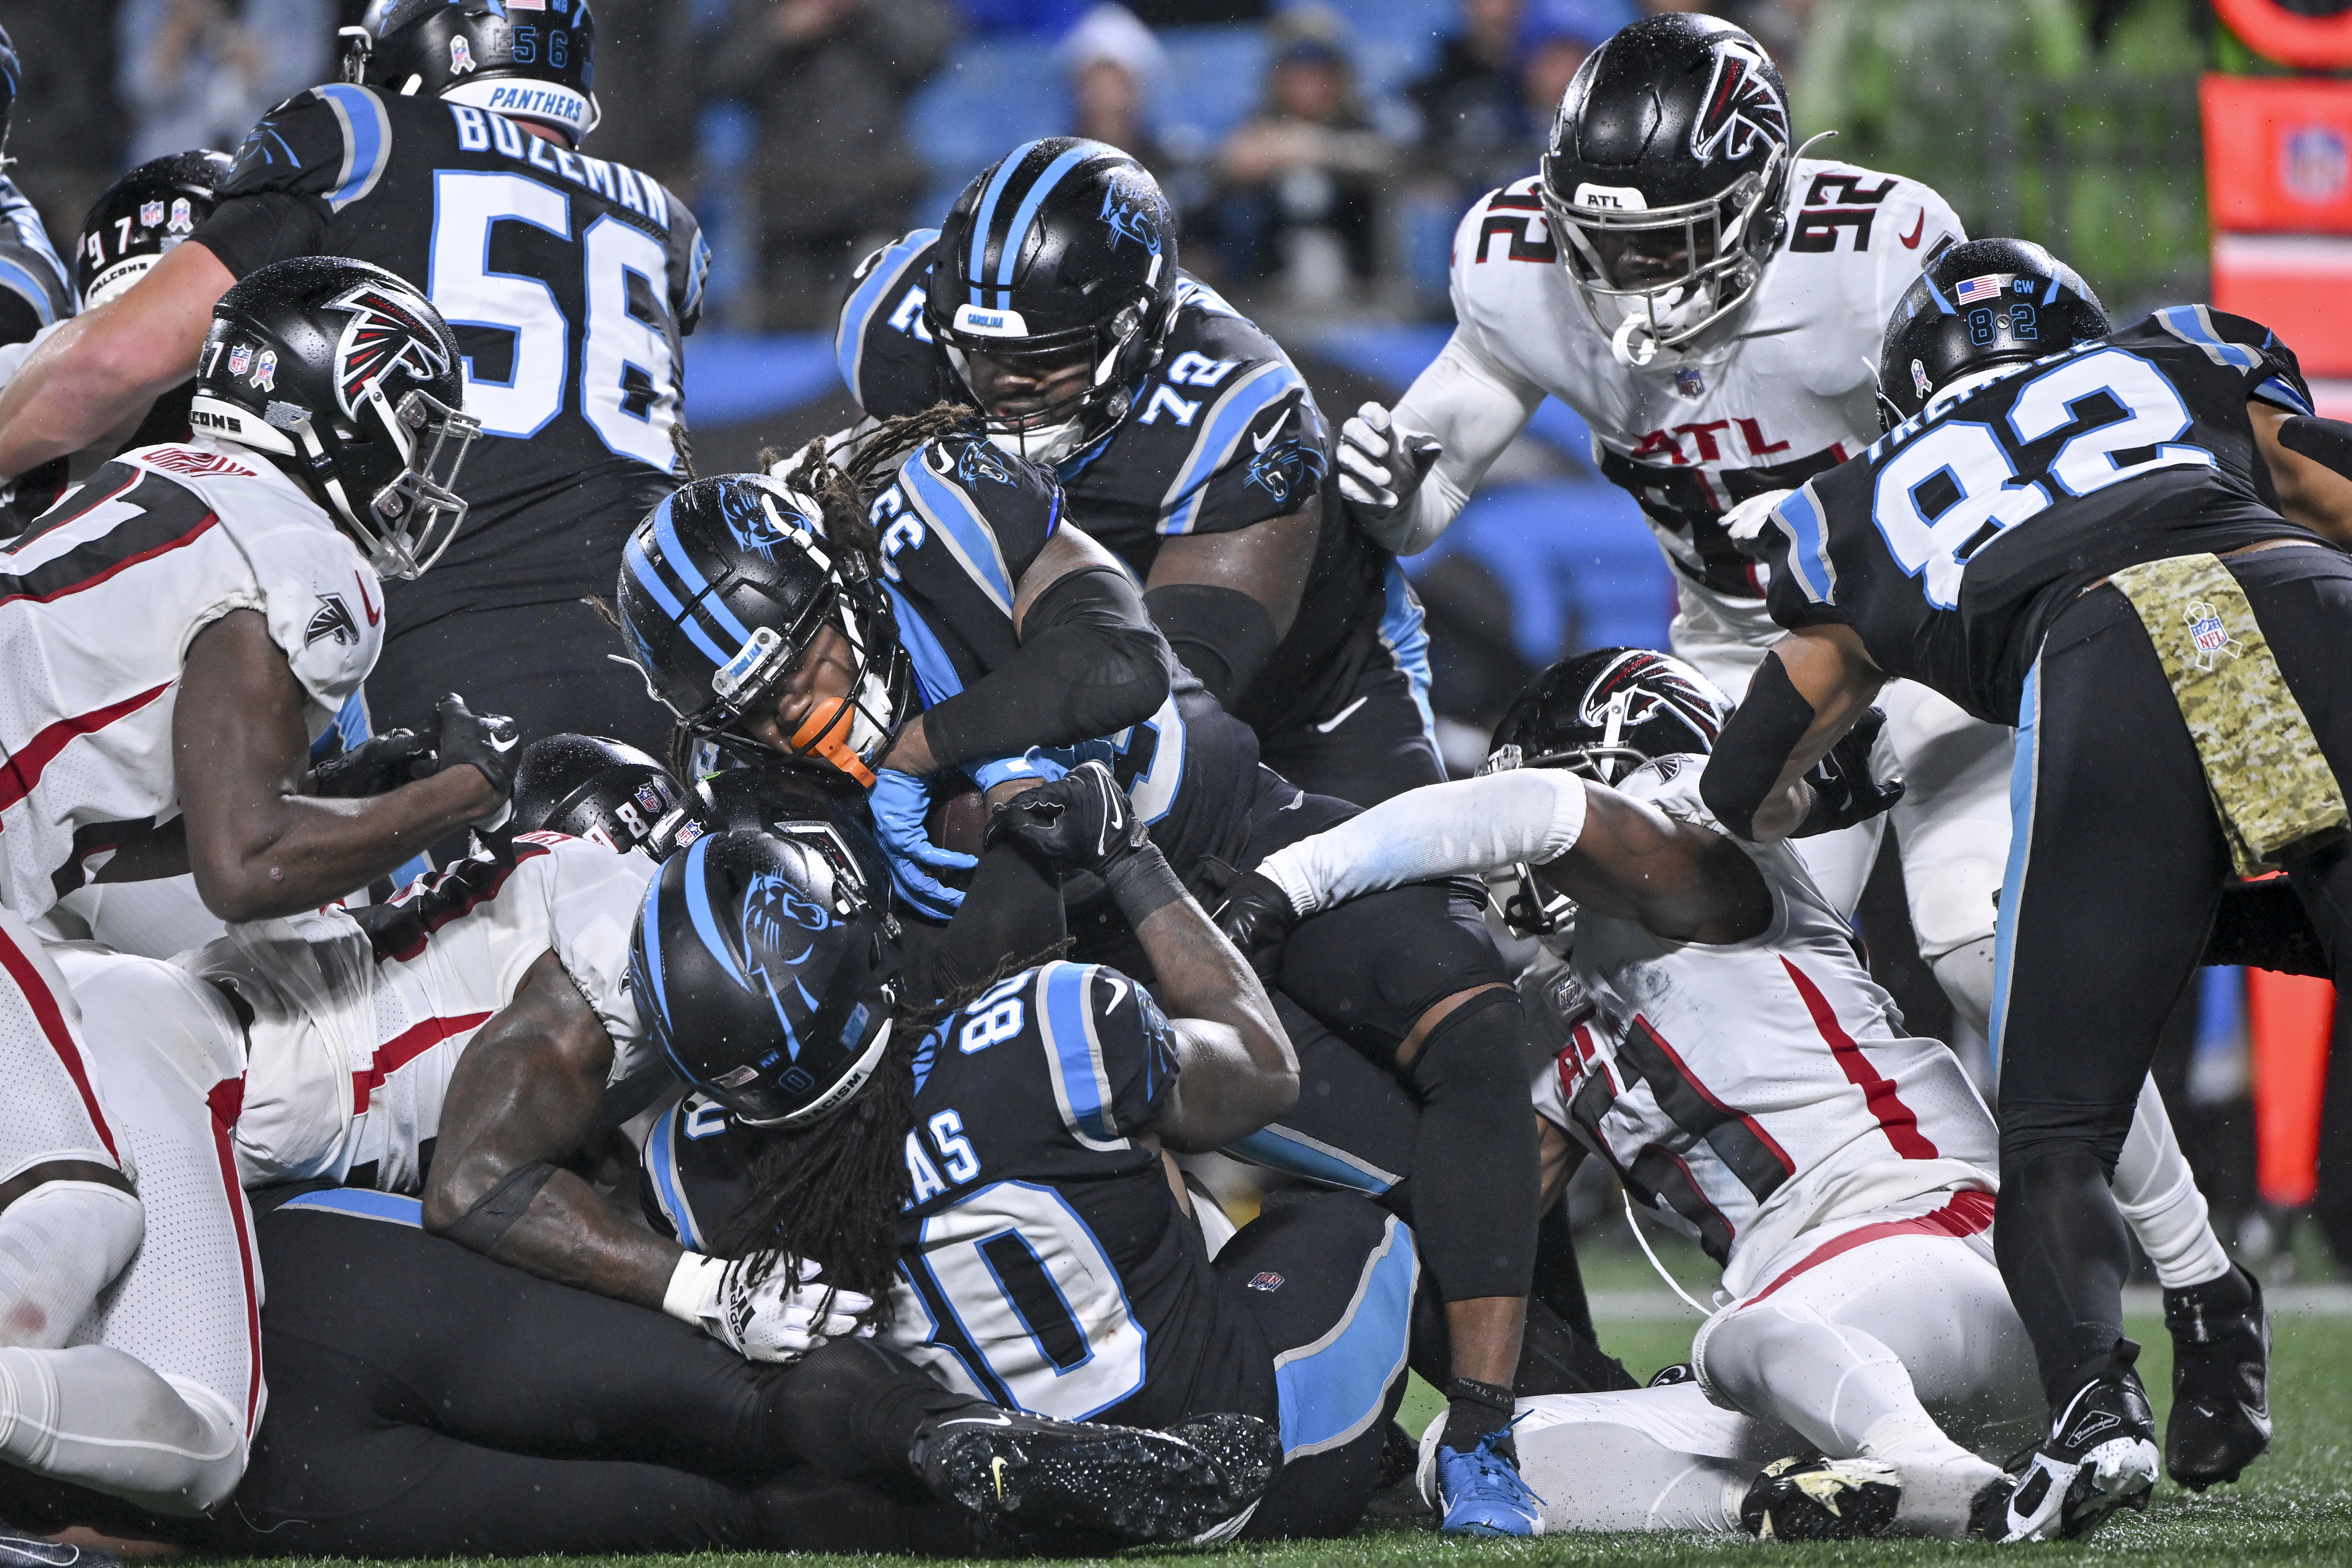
[1689, 40, 1788, 164]
[1579, 651, 1725, 748]
[326, 282, 452, 419]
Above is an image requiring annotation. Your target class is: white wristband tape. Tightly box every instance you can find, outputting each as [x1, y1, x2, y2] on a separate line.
[662, 1251, 725, 1326]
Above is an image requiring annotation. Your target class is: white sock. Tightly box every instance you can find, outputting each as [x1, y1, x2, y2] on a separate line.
[2113, 1075, 2232, 1290]
[0, 1343, 244, 1515]
[0, 1181, 142, 1349]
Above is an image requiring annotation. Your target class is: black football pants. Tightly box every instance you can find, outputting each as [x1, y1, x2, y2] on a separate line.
[1992, 544, 2352, 1406]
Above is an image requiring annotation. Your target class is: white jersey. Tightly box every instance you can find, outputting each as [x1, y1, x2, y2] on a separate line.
[1530, 755, 1997, 1297]
[199, 833, 657, 1192]
[1447, 161, 1962, 604]
[0, 439, 380, 918]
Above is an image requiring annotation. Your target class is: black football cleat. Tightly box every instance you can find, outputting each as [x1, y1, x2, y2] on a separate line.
[910, 1405, 1277, 1547]
[1740, 1456, 1902, 1541]
[1989, 1361, 2159, 1542]
[2164, 1264, 2272, 1489]
[0, 1528, 116, 1568]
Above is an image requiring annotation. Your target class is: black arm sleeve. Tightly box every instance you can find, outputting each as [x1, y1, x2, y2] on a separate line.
[1143, 582, 1280, 710]
[0, 291, 42, 350]
[1698, 652, 1817, 842]
[186, 192, 331, 281]
[2278, 416, 2352, 482]
[918, 565, 1174, 770]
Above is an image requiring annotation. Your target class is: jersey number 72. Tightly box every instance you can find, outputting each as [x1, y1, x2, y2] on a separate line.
[429, 171, 681, 469]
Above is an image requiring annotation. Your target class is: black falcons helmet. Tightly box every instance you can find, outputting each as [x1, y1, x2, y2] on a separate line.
[1483, 647, 1730, 935]
[76, 150, 233, 311]
[190, 257, 482, 579]
[512, 733, 702, 857]
[631, 826, 901, 1129]
[1879, 237, 2110, 424]
[343, 0, 599, 143]
[0, 24, 19, 153]
[615, 474, 911, 786]
[1541, 14, 1796, 366]
[924, 138, 1178, 464]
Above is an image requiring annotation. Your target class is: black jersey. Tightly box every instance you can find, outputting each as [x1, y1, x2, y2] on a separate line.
[840, 233, 1393, 738]
[873, 432, 1262, 875]
[0, 176, 71, 345]
[196, 85, 708, 619]
[642, 959, 1274, 1429]
[1760, 307, 2329, 725]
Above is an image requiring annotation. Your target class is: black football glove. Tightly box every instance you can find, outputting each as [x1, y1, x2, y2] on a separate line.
[434, 694, 522, 828]
[984, 761, 1147, 877]
[1209, 870, 1296, 985]
[312, 728, 436, 799]
[1793, 707, 1904, 837]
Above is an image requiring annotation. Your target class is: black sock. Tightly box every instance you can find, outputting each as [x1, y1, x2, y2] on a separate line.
[1442, 1376, 1517, 1457]
[766, 1337, 994, 1479]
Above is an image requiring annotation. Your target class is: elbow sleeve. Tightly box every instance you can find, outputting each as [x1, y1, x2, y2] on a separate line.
[920, 566, 1174, 770]
[1143, 583, 1279, 709]
[1699, 653, 1817, 841]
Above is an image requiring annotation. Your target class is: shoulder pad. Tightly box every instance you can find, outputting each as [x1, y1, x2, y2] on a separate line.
[1450, 177, 1560, 281]
[838, 229, 950, 413]
[222, 84, 394, 213]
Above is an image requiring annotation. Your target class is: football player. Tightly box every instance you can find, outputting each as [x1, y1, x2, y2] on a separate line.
[618, 446, 1557, 1534]
[836, 138, 1442, 807]
[633, 785, 1389, 1540]
[0, 0, 708, 760]
[1218, 648, 2255, 1540]
[0, 21, 83, 528]
[1336, 14, 2015, 1041]
[1700, 238, 2341, 1538]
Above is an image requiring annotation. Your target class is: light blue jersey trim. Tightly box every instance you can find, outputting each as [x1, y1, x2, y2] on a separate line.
[1988, 658, 2043, 1078]
[644, 1101, 705, 1251]
[901, 455, 1016, 613]
[1225, 1125, 1401, 1196]
[316, 85, 394, 212]
[1273, 1216, 1416, 1457]
[278, 1188, 424, 1228]
[2153, 305, 2263, 372]
[1776, 482, 1838, 605]
[1035, 963, 1124, 1151]
[1157, 361, 1306, 536]
[2255, 374, 2313, 416]
[0, 256, 58, 326]
[1376, 564, 1437, 748]
[836, 230, 937, 406]
[882, 582, 966, 710]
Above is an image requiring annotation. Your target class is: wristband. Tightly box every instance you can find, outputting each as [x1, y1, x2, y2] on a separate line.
[1699, 653, 1817, 842]
[663, 1251, 725, 1326]
[1102, 840, 1188, 925]
[970, 748, 1072, 794]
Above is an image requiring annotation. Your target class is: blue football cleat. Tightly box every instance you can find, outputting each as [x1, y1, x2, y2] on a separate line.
[1434, 1428, 1545, 1537]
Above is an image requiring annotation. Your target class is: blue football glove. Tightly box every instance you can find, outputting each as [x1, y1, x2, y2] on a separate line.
[869, 767, 977, 921]
[969, 748, 1072, 795]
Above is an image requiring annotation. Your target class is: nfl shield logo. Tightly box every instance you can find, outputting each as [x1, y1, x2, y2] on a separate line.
[228, 345, 252, 378]
[2284, 126, 2349, 204]
[2190, 605, 2229, 654]
[1248, 1271, 1285, 1292]
[139, 200, 164, 228]
[169, 197, 194, 233]
[1674, 368, 1704, 399]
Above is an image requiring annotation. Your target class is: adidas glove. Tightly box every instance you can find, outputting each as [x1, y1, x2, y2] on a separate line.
[663, 1250, 874, 1364]
[434, 694, 522, 829]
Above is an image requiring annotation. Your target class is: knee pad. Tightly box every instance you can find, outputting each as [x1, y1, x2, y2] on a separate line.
[1403, 987, 1530, 1099]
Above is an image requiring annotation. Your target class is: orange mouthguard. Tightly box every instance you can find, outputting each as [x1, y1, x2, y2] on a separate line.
[790, 698, 877, 789]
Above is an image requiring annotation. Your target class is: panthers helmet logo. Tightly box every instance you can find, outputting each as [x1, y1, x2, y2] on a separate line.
[1098, 166, 1164, 255]
[327, 282, 451, 418]
[1689, 40, 1787, 164]
[718, 483, 807, 563]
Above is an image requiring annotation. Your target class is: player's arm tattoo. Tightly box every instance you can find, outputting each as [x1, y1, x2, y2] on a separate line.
[423, 950, 683, 1309]
[175, 611, 503, 921]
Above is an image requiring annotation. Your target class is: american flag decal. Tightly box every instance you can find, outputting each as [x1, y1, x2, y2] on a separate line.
[1954, 275, 2004, 304]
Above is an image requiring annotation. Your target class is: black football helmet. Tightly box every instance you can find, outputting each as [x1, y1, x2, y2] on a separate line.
[512, 733, 702, 857]
[1483, 647, 1731, 934]
[75, 150, 234, 311]
[342, 0, 599, 143]
[615, 474, 911, 787]
[1541, 14, 1799, 366]
[631, 826, 901, 1128]
[1879, 237, 2110, 424]
[189, 257, 481, 579]
[924, 138, 1179, 464]
[698, 766, 891, 902]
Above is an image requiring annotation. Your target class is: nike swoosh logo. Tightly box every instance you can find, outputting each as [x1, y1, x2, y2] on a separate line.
[936, 1414, 1014, 1429]
[1900, 211, 1926, 249]
[353, 571, 381, 626]
[989, 1455, 1008, 1499]
[1252, 405, 1291, 453]
[1312, 695, 1368, 733]
[488, 733, 518, 753]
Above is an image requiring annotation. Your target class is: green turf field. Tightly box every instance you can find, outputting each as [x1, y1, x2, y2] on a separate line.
[208, 1295, 2352, 1568]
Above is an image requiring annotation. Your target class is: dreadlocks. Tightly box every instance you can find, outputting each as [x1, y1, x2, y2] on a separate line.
[715, 938, 1068, 1330]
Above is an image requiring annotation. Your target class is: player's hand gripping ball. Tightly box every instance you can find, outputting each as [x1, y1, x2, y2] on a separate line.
[984, 760, 1148, 878]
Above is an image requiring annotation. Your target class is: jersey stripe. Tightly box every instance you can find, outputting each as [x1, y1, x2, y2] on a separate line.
[0, 682, 173, 816]
[1035, 963, 1125, 1151]
[2255, 374, 2313, 416]
[1779, 956, 1940, 1160]
[1989, 659, 2044, 1073]
[1774, 483, 1837, 605]
[0, 255, 58, 326]
[1271, 1215, 1416, 1458]
[644, 1100, 706, 1250]
[837, 230, 938, 407]
[1226, 1123, 1400, 1195]
[992, 143, 1096, 304]
[881, 582, 966, 708]
[203, 1078, 266, 1433]
[316, 85, 395, 212]
[276, 1186, 426, 1227]
[901, 456, 1016, 613]
[1744, 1188, 1995, 1303]
[967, 142, 1041, 305]
[1157, 360, 1306, 535]
[354, 1011, 492, 1114]
[2153, 304, 2264, 371]
[0, 922, 119, 1164]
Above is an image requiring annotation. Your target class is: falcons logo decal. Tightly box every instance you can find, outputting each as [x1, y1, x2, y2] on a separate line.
[1689, 41, 1787, 164]
[327, 283, 450, 419]
[1581, 652, 1725, 746]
